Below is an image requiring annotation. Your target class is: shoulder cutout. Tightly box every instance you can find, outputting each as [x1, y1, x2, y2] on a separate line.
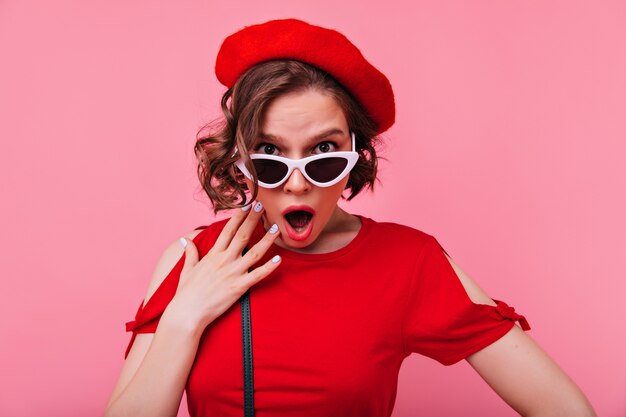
[143, 228, 204, 305]
[442, 251, 497, 307]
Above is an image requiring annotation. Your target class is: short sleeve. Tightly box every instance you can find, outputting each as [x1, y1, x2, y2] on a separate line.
[402, 235, 530, 366]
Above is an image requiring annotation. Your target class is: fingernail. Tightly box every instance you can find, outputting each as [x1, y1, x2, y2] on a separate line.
[269, 224, 279, 234]
[254, 201, 263, 212]
[271, 255, 281, 264]
[242, 203, 252, 212]
[179, 237, 188, 248]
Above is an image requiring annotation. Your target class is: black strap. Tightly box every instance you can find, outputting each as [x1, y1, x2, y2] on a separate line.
[241, 247, 254, 417]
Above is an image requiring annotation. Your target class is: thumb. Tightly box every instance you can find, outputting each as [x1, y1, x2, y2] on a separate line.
[179, 237, 199, 273]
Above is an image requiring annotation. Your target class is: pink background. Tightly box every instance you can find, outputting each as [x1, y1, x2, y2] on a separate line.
[1, 1, 624, 416]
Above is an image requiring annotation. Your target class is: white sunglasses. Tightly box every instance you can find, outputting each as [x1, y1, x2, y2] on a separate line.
[235, 132, 359, 188]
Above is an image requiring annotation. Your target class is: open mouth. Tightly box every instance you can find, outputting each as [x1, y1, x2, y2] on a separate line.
[282, 206, 315, 242]
[285, 210, 313, 231]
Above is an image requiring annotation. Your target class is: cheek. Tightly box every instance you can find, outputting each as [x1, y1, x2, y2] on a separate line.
[319, 178, 350, 209]
[334, 175, 352, 197]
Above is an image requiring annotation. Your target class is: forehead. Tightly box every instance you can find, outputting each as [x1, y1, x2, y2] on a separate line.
[260, 89, 348, 145]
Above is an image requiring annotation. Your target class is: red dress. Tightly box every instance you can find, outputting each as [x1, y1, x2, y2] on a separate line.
[125, 215, 530, 417]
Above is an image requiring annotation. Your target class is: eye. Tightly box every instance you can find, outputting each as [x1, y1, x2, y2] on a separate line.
[255, 143, 279, 155]
[313, 141, 337, 154]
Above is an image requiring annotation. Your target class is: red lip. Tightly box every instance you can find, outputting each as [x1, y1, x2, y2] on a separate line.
[281, 205, 316, 216]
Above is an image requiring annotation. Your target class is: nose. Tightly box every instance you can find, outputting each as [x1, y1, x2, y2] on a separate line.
[283, 168, 311, 195]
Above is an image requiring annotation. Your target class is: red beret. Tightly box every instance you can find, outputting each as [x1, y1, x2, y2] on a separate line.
[215, 18, 395, 134]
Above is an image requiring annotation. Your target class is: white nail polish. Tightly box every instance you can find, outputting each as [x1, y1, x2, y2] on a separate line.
[242, 203, 252, 212]
[271, 255, 281, 264]
[254, 202, 263, 212]
[179, 237, 187, 248]
[269, 224, 279, 234]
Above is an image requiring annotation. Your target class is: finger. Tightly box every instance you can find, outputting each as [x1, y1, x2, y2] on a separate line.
[212, 203, 253, 252]
[227, 201, 265, 256]
[243, 254, 282, 287]
[179, 237, 199, 275]
[240, 222, 280, 267]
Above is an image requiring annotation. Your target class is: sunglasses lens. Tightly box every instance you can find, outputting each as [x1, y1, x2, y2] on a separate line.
[252, 159, 289, 184]
[306, 157, 349, 183]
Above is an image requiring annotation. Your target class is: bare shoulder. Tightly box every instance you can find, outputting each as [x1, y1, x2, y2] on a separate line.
[442, 251, 497, 307]
[143, 228, 204, 305]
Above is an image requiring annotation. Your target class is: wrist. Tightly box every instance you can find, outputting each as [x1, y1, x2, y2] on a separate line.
[160, 303, 206, 339]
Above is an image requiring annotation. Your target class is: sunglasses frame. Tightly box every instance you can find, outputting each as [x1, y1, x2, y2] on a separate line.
[235, 132, 359, 188]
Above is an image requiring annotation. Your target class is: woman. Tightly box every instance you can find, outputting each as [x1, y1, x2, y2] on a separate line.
[105, 19, 596, 417]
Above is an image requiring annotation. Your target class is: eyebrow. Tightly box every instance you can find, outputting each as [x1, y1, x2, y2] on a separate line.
[258, 128, 346, 146]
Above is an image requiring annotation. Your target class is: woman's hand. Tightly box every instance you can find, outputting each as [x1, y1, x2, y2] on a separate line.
[162, 201, 281, 333]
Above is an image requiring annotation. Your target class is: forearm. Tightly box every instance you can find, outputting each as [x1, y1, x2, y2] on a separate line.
[104, 313, 203, 417]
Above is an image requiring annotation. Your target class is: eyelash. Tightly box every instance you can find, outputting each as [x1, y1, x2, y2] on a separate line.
[255, 143, 279, 155]
[254, 141, 338, 155]
[314, 141, 338, 153]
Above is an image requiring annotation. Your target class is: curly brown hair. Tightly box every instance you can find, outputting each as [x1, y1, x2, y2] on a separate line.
[194, 60, 383, 213]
